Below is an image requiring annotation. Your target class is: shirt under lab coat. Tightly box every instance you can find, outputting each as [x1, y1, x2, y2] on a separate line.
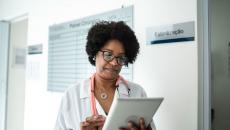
[54, 78, 156, 130]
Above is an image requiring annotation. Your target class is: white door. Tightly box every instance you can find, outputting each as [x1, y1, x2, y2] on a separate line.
[5, 18, 28, 130]
[0, 21, 10, 130]
[210, 0, 230, 129]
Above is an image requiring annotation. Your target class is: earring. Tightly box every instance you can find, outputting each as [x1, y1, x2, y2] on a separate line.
[93, 57, 96, 61]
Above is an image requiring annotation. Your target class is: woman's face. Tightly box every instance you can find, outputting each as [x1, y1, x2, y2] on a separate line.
[95, 39, 125, 80]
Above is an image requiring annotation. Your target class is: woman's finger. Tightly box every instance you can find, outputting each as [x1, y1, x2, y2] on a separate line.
[80, 121, 90, 130]
[81, 115, 105, 130]
[80, 121, 89, 127]
[128, 121, 138, 130]
[147, 124, 152, 130]
[85, 115, 105, 123]
[139, 117, 146, 130]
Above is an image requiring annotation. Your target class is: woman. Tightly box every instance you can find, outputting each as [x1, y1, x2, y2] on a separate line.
[55, 21, 155, 130]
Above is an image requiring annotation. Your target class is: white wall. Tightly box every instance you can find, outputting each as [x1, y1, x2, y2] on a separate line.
[0, 0, 197, 130]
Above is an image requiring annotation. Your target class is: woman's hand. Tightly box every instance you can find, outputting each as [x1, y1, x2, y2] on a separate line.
[118, 117, 152, 130]
[80, 115, 106, 130]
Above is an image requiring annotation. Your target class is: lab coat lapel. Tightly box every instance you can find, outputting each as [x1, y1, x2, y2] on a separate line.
[117, 82, 129, 98]
[79, 79, 91, 121]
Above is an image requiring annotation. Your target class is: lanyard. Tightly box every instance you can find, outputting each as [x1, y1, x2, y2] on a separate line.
[89, 73, 129, 115]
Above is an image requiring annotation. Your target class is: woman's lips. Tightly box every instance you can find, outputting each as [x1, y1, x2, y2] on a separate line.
[104, 68, 118, 73]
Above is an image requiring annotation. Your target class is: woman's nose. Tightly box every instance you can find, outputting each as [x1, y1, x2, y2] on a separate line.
[109, 58, 119, 66]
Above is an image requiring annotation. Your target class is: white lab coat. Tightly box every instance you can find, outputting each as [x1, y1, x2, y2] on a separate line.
[54, 78, 156, 130]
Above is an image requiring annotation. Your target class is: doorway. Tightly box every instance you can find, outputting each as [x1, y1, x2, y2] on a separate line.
[210, 0, 230, 129]
[0, 15, 28, 130]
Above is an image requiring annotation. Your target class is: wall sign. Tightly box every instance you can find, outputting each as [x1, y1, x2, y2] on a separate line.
[146, 21, 195, 44]
[12, 47, 26, 69]
[28, 44, 42, 54]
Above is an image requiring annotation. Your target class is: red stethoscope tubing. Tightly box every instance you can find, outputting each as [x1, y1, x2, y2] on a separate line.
[90, 74, 97, 115]
[89, 74, 128, 115]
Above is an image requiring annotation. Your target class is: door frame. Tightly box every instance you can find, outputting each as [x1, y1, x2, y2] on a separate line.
[0, 21, 10, 130]
[197, 0, 211, 130]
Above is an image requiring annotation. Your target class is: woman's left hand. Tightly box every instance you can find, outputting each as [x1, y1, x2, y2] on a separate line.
[118, 117, 152, 130]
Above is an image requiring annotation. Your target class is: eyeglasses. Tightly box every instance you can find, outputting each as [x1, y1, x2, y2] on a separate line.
[99, 50, 128, 66]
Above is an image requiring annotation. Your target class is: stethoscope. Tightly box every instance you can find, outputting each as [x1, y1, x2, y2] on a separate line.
[89, 73, 130, 115]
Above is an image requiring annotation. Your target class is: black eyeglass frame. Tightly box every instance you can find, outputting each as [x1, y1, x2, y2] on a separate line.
[99, 50, 128, 66]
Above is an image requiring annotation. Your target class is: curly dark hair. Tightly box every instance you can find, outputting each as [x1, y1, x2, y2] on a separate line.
[86, 21, 140, 66]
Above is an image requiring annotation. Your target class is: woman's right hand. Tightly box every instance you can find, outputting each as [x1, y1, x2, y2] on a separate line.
[80, 115, 106, 130]
[118, 117, 152, 130]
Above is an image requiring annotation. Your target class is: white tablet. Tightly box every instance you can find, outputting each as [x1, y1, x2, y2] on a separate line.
[102, 97, 163, 130]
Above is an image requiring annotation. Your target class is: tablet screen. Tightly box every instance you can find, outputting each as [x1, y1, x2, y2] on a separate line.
[102, 97, 163, 130]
